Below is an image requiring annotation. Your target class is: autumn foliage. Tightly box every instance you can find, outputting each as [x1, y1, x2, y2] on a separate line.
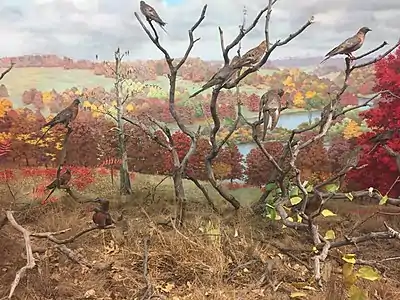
[347, 45, 400, 197]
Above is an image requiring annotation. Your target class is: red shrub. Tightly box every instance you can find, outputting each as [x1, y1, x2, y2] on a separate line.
[347, 45, 400, 196]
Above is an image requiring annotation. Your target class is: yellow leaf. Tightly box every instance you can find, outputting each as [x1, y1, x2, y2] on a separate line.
[290, 196, 303, 205]
[305, 90, 316, 99]
[290, 292, 307, 298]
[342, 254, 356, 264]
[83, 100, 92, 108]
[282, 217, 294, 229]
[356, 266, 381, 281]
[345, 192, 354, 201]
[324, 229, 336, 240]
[379, 195, 388, 205]
[343, 262, 354, 278]
[312, 246, 319, 254]
[321, 209, 336, 217]
[349, 285, 368, 300]
[297, 214, 302, 223]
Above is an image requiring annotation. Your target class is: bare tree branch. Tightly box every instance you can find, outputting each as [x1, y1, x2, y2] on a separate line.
[0, 62, 15, 81]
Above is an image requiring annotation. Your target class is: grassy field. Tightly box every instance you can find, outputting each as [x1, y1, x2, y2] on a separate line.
[1, 171, 400, 299]
[2, 68, 279, 107]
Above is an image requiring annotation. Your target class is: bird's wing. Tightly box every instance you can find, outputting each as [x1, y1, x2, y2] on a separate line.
[142, 3, 166, 25]
[325, 35, 362, 57]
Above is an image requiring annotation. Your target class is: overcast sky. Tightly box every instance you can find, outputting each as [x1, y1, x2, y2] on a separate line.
[0, 0, 399, 61]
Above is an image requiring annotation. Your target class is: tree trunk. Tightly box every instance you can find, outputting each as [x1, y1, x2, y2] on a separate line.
[116, 111, 132, 195]
[171, 150, 186, 226]
[115, 57, 131, 195]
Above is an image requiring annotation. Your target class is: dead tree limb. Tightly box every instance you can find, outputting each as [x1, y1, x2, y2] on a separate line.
[0, 62, 15, 81]
[6, 211, 36, 299]
[131, 5, 207, 226]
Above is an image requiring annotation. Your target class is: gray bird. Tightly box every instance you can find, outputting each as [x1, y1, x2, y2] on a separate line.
[321, 27, 371, 64]
[189, 56, 240, 98]
[231, 40, 267, 68]
[140, 1, 168, 34]
[338, 146, 362, 188]
[35, 98, 80, 145]
[259, 89, 285, 141]
[319, 102, 334, 133]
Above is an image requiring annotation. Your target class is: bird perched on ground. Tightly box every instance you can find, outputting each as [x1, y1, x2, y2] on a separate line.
[259, 89, 285, 141]
[92, 207, 113, 228]
[368, 129, 400, 154]
[320, 27, 372, 64]
[231, 40, 267, 69]
[94, 197, 110, 212]
[140, 1, 168, 33]
[46, 169, 72, 190]
[189, 56, 241, 98]
[35, 99, 80, 145]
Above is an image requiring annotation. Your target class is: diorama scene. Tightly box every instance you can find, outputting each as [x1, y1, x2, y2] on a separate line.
[1, 0, 400, 299]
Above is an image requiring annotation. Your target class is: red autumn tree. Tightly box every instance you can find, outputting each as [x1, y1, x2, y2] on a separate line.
[216, 144, 244, 181]
[245, 142, 285, 186]
[347, 45, 400, 197]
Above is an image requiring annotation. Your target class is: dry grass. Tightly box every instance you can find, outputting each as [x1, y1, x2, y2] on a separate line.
[1, 173, 400, 299]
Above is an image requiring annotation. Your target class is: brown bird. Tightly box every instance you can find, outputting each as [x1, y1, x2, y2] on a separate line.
[36, 99, 80, 145]
[338, 146, 363, 188]
[46, 169, 72, 190]
[189, 56, 240, 98]
[259, 89, 285, 140]
[368, 129, 400, 154]
[231, 40, 267, 68]
[92, 207, 113, 228]
[321, 27, 372, 64]
[319, 102, 334, 133]
[140, 1, 168, 34]
[94, 197, 110, 212]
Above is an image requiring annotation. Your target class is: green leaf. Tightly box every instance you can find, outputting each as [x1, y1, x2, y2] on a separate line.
[290, 196, 303, 205]
[349, 285, 368, 300]
[325, 183, 339, 193]
[265, 183, 278, 192]
[324, 229, 336, 240]
[306, 184, 313, 192]
[290, 292, 307, 298]
[342, 254, 356, 264]
[290, 186, 299, 197]
[321, 209, 337, 217]
[379, 195, 388, 205]
[356, 266, 381, 281]
[345, 192, 354, 201]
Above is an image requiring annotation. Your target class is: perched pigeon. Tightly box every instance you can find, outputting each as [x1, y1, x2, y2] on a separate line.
[383, 145, 400, 173]
[46, 169, 72, 190]
[259, 89, 285, 141]
[36, 99, 80, 145]
[189, 56, 240, 98]
[231, 40, 267, 68]
[321, 27, 371, 64]
[140, 1, 168, 33]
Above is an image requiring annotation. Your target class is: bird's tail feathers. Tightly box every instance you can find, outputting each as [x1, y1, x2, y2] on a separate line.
[159, 24, 168, 34]
[320, 56, 331, 64]
[262, 113, 270, 141]
[35, 126, 52, 146]
[189, 88, 205, 99]
[270, 109, 280, 130]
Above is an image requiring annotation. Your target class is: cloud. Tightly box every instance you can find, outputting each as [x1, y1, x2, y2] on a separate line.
[0, 0, 399, 61]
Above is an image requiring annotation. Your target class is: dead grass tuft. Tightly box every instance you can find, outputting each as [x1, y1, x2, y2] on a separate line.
[1, 173, 400, 299]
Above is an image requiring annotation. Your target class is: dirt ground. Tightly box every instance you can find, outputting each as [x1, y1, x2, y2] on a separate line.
[1, 183, 400, 300]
